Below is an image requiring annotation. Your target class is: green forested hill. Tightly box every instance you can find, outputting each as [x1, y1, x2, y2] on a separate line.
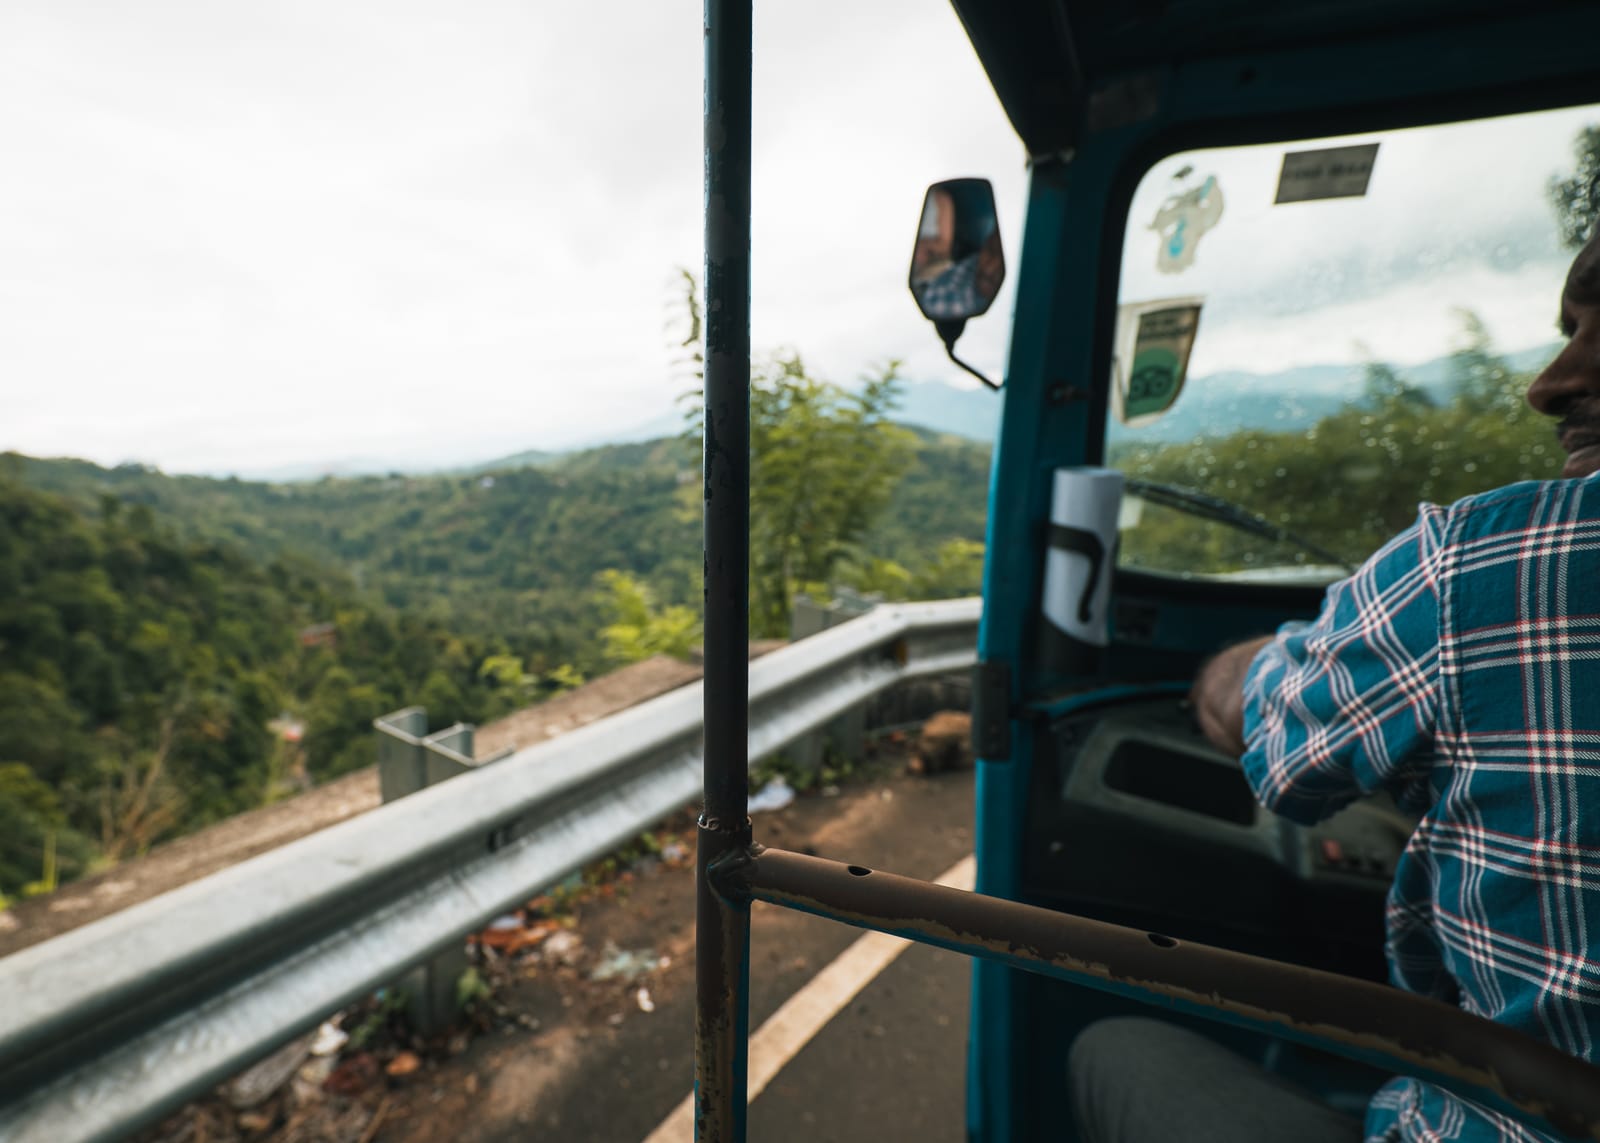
[861, 430, 991, 565]
[12, 427, 992, 642]
[0, 429, 992, 898]
[3, 307, 1560, 903]
[0, 470, 585, 897]
[13, 455, 700, 655]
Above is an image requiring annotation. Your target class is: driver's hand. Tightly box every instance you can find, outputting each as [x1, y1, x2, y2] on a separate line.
[1190, 636, 1273, 756]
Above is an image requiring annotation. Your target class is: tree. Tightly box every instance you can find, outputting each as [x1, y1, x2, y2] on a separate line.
[302, 667, 389, 779]
[0, 762, 93, 902]
[1358, 352, 1432, 411]
[839, 539, 986, 602]
[417, 670, 469, 730]
[909, 539, 986, 599]
[96, 707, 186, 863]
[673, 273, 917, 636]
[1, 364, 986, 897]
[1447, 309, 1520, 416]
[596, 570, 700, 663]
[1548, 125, 1600, 250]
[1115, 316, 1561, 577]
[744, 353, 915, 634]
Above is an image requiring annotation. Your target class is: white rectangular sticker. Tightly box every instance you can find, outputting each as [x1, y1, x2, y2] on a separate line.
[1274, 143, 1380, 204]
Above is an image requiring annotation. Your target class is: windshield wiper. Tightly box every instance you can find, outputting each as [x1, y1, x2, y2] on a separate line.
[1123, 478, 1357, 576]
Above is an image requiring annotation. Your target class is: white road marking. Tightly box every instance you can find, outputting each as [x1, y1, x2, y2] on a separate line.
[641, 854, 977, 1143]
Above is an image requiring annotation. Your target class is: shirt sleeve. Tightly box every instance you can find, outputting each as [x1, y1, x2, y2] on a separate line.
[1239, 507, 1446, 824]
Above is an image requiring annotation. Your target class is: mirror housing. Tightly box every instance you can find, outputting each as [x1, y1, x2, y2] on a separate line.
[909, 178, 1005, 388]
[909, 178, 1005, 323]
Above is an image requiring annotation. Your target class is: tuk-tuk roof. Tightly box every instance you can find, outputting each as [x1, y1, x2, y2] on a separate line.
[950, 0, 1570, 158]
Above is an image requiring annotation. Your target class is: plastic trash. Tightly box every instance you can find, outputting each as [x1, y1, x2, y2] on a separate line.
[636, 986, 655, 1013]
[309, 1021, 348, 1057]
[291, 1056, 337, 1107]
[479, 916, 558, 955]
[747, 777, 796, 813]
[541, 929, 584, 967]
[226, 1033, 314, 1108]
[590, 940, 662, 983]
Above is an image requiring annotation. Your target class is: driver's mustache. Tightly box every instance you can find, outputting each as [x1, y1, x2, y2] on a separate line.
[1558, 403, 1600, 448]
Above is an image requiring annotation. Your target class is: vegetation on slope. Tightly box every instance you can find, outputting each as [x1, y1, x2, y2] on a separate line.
[0, 380, 992, 899]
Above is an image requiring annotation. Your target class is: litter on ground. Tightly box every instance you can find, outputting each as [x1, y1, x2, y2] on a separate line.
[309, 1021, 348, 1057]
[747, 777, 796, 813]
[590, 940, 662, 983]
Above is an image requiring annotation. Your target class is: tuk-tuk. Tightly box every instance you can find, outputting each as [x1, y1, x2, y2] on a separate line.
[695, 2, 1600, 1140]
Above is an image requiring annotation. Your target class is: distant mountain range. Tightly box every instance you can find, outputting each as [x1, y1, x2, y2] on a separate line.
[891, 380, 1003, 444]
[206, 341, 1560, 482]
[457, 380, 1004, 476]
[1110, 342, 1561, 446]
[201, 381, 996, 482]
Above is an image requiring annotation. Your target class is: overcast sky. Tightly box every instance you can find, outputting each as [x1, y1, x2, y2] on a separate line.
[3, 3, 1596, 476]
[0, 0, 1026, 476]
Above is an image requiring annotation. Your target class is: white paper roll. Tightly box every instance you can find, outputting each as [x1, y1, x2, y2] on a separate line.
[1043, 467, 1123, 648]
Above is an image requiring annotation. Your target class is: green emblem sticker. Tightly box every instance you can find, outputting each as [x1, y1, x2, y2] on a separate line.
[1114, 299, 1203, 425]
[1126, 345, 1180, 418]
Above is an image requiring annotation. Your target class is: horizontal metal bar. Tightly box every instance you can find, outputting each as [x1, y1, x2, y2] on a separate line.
[0, 600, 978, 1143]
[737, 847, 1600, 1143]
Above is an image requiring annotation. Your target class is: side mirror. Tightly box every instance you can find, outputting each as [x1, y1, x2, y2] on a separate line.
[909, 178, 1004, 389]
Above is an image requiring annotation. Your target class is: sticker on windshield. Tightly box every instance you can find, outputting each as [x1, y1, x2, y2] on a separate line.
[1113, 298, 1203, 425]
[1274, 143, 1379, 204]
[1150, 174, 1223, 273]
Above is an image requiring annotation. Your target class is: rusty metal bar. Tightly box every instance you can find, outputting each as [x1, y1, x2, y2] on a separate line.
[731, 847, 1600, 1143]
[697, 0, 753, 1138]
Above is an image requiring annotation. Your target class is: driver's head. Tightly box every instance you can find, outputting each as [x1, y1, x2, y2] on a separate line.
[1527, 227, 1600, 477]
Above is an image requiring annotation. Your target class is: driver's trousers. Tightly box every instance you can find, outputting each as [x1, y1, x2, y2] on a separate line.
[1069, 1017, 1364, 1143]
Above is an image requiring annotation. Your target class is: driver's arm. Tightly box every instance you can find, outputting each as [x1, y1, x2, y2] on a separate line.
[1192, 508, 1446, 824]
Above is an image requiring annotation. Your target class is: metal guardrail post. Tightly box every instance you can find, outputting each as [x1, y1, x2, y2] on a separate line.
[375, 714, 510, 1034]
[423, 722, 477, 785]
[375, 707, 428, 801]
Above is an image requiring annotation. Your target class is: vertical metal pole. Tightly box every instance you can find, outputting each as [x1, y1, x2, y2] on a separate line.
[697, 0, 753, 1141]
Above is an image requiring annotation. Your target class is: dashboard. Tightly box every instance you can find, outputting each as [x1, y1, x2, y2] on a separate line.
[1021, 694, 1416, 983]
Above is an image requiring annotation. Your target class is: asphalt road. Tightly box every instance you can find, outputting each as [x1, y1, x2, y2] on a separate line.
[375, 761, 977, 1143]
[747, 937, 969, 1143]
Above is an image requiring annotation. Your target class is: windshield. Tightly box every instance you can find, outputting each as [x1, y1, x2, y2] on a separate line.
[1107, 106, 1597, 584]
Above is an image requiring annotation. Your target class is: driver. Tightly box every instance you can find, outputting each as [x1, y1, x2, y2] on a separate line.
[1070, 230, 1600, 1142]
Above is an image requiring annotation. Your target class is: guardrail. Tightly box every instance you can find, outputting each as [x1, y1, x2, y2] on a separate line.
[0, 599, 980, 1143]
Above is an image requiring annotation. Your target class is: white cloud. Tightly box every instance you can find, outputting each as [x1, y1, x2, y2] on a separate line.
[0, 0, 1020, 474]
[1189, 263, 1565, 379]
[0, 3, 1592, 474]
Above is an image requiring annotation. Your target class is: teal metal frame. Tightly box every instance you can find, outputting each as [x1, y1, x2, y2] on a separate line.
[967, 10, 1600, 1139]
[695, 3, 1600, 1142]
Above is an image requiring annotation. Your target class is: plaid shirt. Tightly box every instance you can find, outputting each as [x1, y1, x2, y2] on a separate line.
[912, 254, 982, 320]
[1242, 477, 1600, 1143]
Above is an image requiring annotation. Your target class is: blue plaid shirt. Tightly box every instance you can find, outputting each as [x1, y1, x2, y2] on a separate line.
[1242, 477, 1600, 1143]
[912, 254, 983, 320]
